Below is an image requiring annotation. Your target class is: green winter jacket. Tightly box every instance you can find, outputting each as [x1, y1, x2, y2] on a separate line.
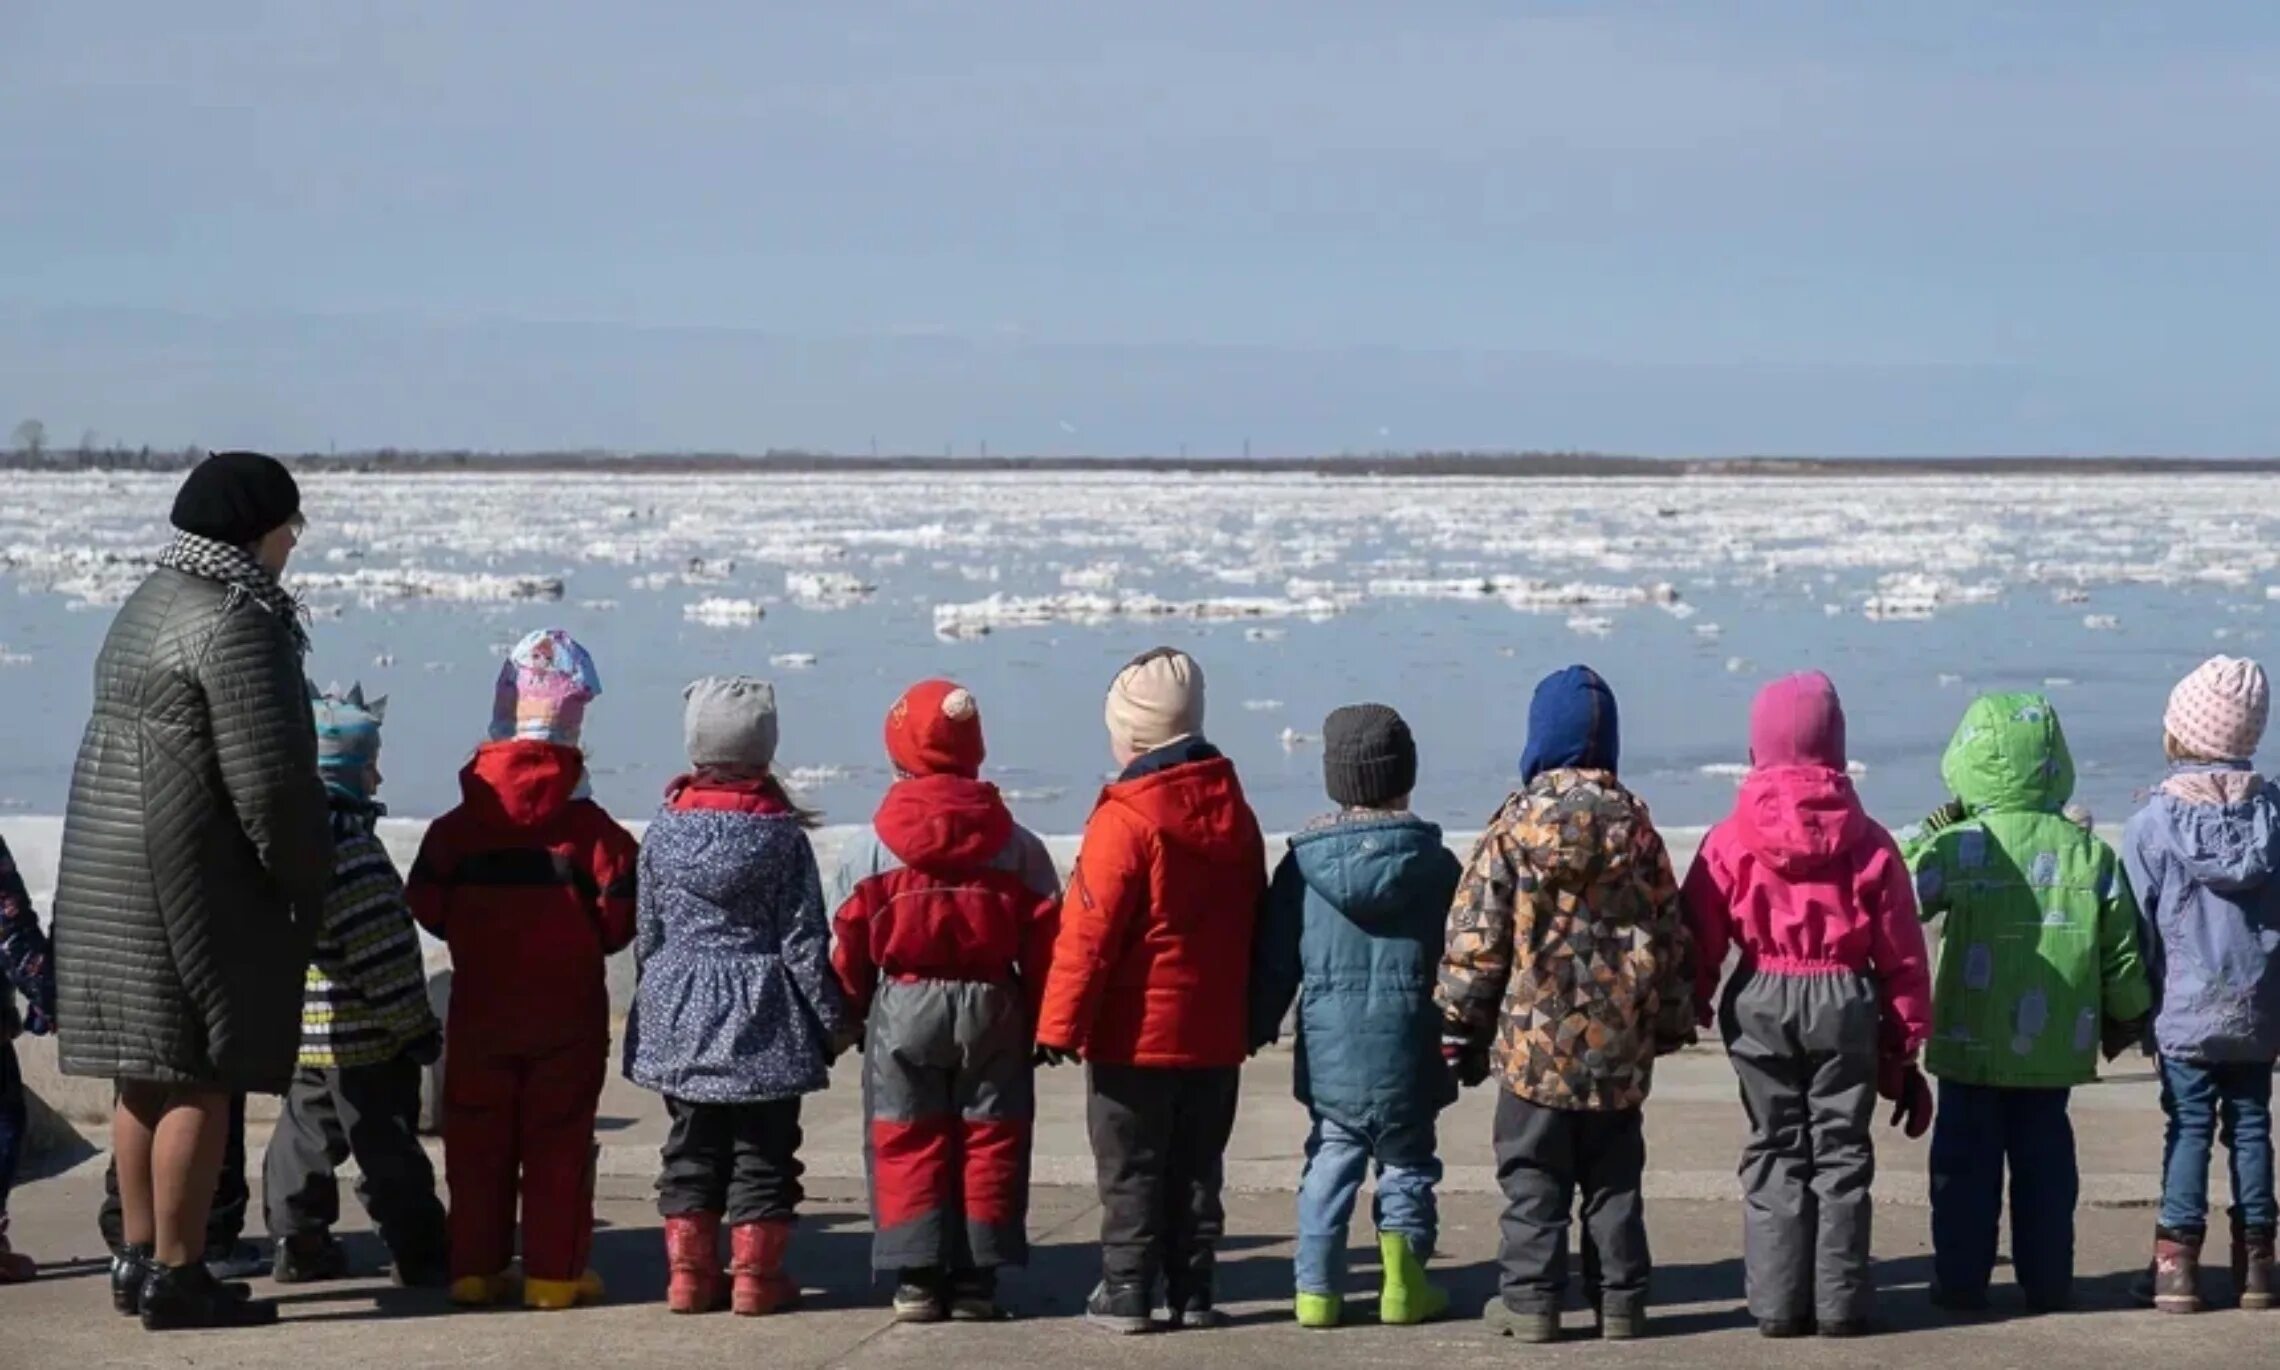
[1901, 693, 2152, 1089]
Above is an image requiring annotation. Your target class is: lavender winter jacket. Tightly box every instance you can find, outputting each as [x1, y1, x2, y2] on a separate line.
[2122, 762, 2280, 1063]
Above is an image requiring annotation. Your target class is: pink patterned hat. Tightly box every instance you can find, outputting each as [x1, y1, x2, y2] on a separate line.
[490, 628, 602, 747]
[2165, 655, 2269, 762]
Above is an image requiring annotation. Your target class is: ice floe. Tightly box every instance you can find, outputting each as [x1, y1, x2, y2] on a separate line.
[770, 652, 819, 669]
[684, 597, 768, 626]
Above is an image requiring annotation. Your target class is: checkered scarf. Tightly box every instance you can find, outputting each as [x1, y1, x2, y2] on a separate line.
[155, 530, 311, 655]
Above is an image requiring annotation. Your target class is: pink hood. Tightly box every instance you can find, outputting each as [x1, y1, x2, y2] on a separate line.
[1678, 671, 1934, 1058]
[1735, 765, 1872, 877]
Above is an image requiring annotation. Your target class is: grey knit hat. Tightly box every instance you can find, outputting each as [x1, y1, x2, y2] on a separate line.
[1322, 703, 1417, 809]
[684, 675, 779, 772]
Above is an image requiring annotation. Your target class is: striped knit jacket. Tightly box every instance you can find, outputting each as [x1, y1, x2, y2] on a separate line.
[302, 797, 439, 1069]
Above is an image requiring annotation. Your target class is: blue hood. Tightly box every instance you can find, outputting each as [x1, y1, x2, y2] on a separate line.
[1290, 814, 1452, 926]
[2146, 787, 2280, 892]
[1521, 665, 1620, 782]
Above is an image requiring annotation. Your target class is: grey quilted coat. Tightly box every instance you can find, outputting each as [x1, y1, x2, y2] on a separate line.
[51, 567, 333, 1092]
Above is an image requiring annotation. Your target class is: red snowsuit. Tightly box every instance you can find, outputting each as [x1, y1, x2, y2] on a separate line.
[831, 775, 1058, 1273]
[406, 741, 638, 1285]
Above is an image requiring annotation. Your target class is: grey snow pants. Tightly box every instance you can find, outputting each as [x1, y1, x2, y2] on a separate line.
[1721, 967, 1881, 1325]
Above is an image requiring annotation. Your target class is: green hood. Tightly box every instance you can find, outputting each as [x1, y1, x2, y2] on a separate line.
[1940, 692, 2075, 815]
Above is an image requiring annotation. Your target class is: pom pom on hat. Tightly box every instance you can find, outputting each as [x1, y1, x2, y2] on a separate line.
[885, 678, 986, 778]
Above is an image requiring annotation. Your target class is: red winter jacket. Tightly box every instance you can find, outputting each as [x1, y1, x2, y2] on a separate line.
[407, 741, 638, 1054]
[1036, 742, 1267, 1068]
[831, 775, 1058, 1024]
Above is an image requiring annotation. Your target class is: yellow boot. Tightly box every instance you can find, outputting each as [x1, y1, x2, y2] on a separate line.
[524, 1269, 605, 1311]
[450, 1272, 515, 1308]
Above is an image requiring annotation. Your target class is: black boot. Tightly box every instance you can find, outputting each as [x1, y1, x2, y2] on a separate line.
[1085, 1280, 1155, 1335]
[272, 1232, 350, 1284]
[948, 1267, 1004, 1322]
[139, 1262, 279, 1331]
[111, 1244, 152, 1316]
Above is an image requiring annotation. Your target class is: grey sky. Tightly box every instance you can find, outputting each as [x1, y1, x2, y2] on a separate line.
[4, 2, 2276, 454]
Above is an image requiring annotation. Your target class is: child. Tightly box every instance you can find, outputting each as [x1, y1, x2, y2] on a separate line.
[1251, 704, 1463, 1329]
[625, 677, 850, 1317]
[2123, 656, 2279, 1312]
[1441, 665, 1695, 1343]
[1685, 672, 1932, 1338]
[262, 685, 448, 1287]
[1, 831, 58, 1283]
[407, 629, 639, 1311]
[1035, 647, 1267, 1334]
[833, 679, 1059, 1323]
[1904, 690, 2149, 1315]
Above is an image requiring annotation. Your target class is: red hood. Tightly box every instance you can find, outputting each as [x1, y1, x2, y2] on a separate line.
[665, 772, 792, 815]
[1734, 764, 1870, 876]
[461, 740, 585, 829]
[875, 774, 1015, 872]
[1100, 755, 1253, 858]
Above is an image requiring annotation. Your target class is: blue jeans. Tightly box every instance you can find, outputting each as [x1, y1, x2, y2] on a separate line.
[2159, 1055, 2277, 1233]
[1928, 1081, 2078, 1307]
[1294, 1113, 1441, 1296]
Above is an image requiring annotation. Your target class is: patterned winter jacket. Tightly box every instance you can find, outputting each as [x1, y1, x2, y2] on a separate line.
[1, 834, 56, 1042]
[300, 795, 440, 1069]
[1437, 768, 1695, 1112]
[624, 775, 849, 1103]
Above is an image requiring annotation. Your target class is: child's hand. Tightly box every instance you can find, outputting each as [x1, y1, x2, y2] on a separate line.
[1441, 1034, 1490, 1088]
[1922, 798, 1968, 834]
[2101, 1014, 2150, 1062]
[404, 1030, 443, 1066]
[829, 1023, 864, 1061]
[1886, 1065, 1933, 1139]
[22, 1001, 54, 1036]
[1033, 1044, 1081, 1069]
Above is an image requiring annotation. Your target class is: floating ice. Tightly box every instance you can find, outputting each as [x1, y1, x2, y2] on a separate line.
[1279, 727, 1316, 750]
[2044, 677, 2076, 687]
[785, 571, 876, 606]
[782, 765, 851, 789]
[294, 568, 567, 605]
[1243, 699, 1285, 712]
[931, 590, 1343, 638]
[1938, 673, 1964, 687]
[1244, 627, 1287, 642]
[1693, 623, 1723, 640]
[1566, 614, 1615, 637]
[1862, 573, 2001, 621]
[1726, 657, 1752, 674]
[0, 646, 28, 666]
[770, 652, 819, 669]
[684, 597, 768, 626]
[2052, 587, 2091, 605]
[2082, 614, 2121, 631]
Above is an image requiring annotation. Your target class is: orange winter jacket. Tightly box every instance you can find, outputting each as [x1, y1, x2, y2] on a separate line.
[1035, 739, 1267, 1068]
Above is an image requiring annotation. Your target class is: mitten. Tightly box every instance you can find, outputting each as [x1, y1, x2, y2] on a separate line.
[2101, 1013, 2150, 1063]
[1888, 1065, 1934, 1139]
[403, 1029, 443, 1067]
[1922, 798, 1968, 834]
[1032, 1044, 1081, 1069]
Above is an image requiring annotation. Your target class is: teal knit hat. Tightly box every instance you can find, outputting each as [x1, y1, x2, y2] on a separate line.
[311, 682, 387, 797]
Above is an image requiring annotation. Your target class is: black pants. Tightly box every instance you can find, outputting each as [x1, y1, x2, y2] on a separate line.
[1493, 1093, 1651, 1316]
[101, 1091, 248, 1257]
[658, 1096, 805, 1224]
[261, 1058, 446, 1264]
[1086, 1063, 1240, 1304]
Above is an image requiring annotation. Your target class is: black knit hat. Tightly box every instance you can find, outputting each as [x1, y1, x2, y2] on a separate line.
[170, 451, 301, 546]
[1322, 703, 1418, 808]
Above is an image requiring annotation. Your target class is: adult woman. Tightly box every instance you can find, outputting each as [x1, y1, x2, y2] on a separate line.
[52, 451, 333, 1330]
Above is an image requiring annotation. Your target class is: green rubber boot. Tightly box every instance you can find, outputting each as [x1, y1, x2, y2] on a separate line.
[1295, 1292, 1343, 1329]
[1377, 1234, 1449, 1326]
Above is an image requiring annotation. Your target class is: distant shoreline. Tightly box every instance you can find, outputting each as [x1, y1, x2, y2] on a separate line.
[4, 449, 2276, 478]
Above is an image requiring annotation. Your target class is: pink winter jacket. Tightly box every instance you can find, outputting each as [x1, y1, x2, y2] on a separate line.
[1680, 673, 1934, 1061]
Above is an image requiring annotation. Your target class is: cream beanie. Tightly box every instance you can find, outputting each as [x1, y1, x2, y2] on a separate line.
[1105, 647, 1206, 754]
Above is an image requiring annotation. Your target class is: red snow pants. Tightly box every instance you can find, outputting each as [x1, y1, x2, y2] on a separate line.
[442, 1038, 607, 1283]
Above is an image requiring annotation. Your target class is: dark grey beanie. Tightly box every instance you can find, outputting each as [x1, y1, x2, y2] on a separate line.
[1322, 703, 1417, 809]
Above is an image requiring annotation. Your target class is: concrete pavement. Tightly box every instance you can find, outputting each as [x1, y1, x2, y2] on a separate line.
[3, 1171, 2270, 1370]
